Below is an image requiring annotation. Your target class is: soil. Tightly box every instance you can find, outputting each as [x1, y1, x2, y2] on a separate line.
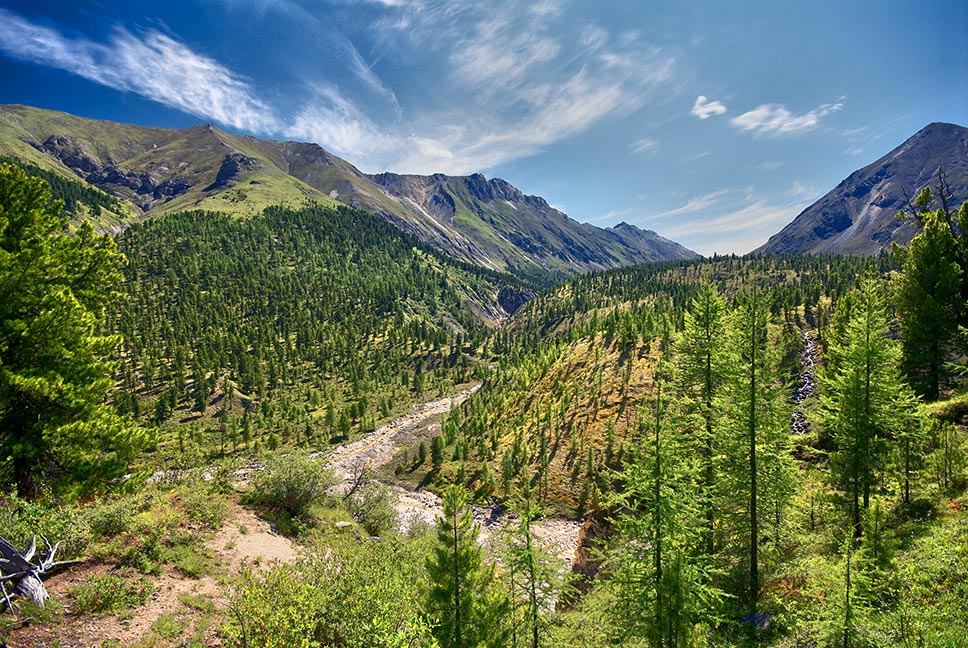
[5, 502, 297, 648]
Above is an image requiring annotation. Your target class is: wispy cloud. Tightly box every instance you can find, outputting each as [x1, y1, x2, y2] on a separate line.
[323, 1, 677, 173]
[691, 95, 727, 119]
[0, 8, 277, 133]
[0, 3, 677, 176]
[660, 198, 808, 255]
[639, 188, 735, 222]
[730, 101, 843, 136]
[629, 137, 659, 157]
[758, 160, 785, 171]
[620, 186, 809, 255]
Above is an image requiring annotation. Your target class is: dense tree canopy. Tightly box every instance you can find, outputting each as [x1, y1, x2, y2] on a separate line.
[0, 163, 143, 496]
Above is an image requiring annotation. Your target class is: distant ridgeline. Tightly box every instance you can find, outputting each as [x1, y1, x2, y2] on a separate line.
[109, 203, 528, 451]
[0, 155, 123, 216]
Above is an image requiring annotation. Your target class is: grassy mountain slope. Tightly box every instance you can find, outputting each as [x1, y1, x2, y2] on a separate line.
[431, 254, 891, 510]
[0, 104, 696, 280]
[0, 104, 336, 220]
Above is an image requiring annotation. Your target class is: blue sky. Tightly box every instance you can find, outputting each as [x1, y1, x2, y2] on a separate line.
[1, 1, 966, 254]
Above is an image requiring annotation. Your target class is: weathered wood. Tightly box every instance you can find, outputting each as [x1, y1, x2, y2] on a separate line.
[0, 536, 66, 609]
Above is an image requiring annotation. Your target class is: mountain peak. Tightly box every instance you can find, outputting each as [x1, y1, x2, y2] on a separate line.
[0, 104, 697, 280]
[757, 121, 968, 255]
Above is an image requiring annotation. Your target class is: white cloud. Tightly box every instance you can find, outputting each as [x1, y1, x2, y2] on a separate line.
[845, 146, 865, 156]
[0, 9, 278, 133]
[639, 188, 734, 222]
[730, 101, 843, 136]
[691, 95, 727, 120]
[789, 181, 817, 200]
[661, 198, 809, 256]
[622, 187, 809, 255]
[629, 138, 659, 157]
[0, 4, 678, 177]
[758, 160, 785, 171]
[332, 1, 677, 173]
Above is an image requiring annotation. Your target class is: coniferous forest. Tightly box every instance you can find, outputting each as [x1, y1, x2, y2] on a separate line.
[2, 149, 968, 648]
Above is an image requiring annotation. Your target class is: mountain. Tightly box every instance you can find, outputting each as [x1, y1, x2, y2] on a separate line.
[757, 122, 968, 255]
[0, 104, 697, 279]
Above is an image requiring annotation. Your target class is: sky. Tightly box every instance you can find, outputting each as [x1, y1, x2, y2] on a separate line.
[0, 1, 966, 255]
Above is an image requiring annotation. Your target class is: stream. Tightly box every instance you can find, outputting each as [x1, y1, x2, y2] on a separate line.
[319, 384, 582, 570]
[791, 330, 819, 435]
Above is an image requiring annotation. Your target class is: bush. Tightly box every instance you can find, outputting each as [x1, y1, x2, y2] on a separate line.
[223, 537, 437, 648]
[245, 453, 334, 519]
[69, 574, 154, 614]
[0, 492, 91, 559]
[347, 482, 400, 536]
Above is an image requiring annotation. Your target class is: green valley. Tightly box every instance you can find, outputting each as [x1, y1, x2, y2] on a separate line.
[2, 114, 968, 648]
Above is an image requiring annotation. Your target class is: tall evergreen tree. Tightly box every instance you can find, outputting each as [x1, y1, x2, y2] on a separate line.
[721, 289, 791, 613]
[673, 285, 730, 556]
[610, 352, 719, 646]
[892, 192, 962, 400]
[0, 163, 144, 496]
[818, 277, 917, 537]
[424, 485, 508, 648]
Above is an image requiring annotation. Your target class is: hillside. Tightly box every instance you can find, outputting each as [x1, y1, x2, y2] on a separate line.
[757, 122, 968, 255]
[0, 104, 697, 280]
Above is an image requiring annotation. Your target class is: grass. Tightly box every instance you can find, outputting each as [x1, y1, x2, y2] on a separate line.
[151, 613, 188, 639]
[69, 574, 155, 615]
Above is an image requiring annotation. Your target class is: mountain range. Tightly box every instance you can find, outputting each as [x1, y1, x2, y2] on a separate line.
[757, 122, 968, 255]
[0, 104, 696, 281]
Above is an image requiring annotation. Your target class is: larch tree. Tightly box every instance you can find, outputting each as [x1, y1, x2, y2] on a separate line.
[721, 289, 792, 614]
[424, 484, 509, 648]
[0, 163, 144, 496]
[892, 188, 963, 400]
[673, 284, 730, 557]
[610, 351, 719, 647]
[818, 276, 918, 537]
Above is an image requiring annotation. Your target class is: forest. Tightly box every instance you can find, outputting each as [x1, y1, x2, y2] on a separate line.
[1, 160, 967, 647]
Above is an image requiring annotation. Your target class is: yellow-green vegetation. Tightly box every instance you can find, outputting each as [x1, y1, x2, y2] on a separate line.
[3, 150, 968, 647]
[69, 574, 155, 616]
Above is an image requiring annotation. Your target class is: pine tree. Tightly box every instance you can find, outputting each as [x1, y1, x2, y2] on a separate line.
[0, 163, 145, 495]
[424, 485, 508, 647]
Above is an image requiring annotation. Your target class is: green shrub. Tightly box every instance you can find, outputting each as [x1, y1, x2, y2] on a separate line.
[245, 453, 334, 519]
[151, 613, 188, 639]
[0, 492, 91, 559]
[223, 536, 436, 648]
[347, 481, 399, 536]
[177, 483, 230, 529]
[69, 574, 154, 614]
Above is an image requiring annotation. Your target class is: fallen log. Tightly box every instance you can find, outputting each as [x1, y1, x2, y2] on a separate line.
[0, 536, 80, 610]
